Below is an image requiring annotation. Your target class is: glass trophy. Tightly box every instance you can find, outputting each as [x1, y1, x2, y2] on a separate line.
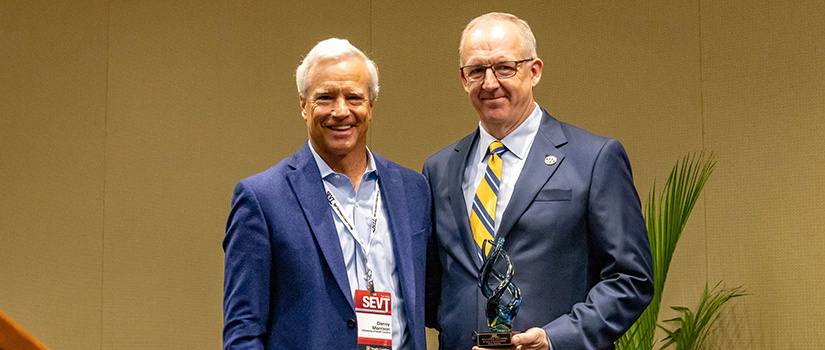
[476, 237, 522, 347]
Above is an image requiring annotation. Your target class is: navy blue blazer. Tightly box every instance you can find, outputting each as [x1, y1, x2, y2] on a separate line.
[223, 143, 431, 350]
[423, 108, 653, 350]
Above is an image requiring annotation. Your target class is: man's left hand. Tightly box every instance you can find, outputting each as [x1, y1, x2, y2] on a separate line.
[512, 328, 549, 350]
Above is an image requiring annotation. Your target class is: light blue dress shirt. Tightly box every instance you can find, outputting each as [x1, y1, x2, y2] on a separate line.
[309, 144, 408, 350]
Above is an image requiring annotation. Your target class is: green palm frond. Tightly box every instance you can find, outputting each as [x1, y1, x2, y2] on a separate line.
[615, 153, 717, 350]
[658, 282, 747, 350]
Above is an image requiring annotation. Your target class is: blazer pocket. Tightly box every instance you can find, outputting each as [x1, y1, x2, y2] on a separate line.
[534, 188, 572, 201]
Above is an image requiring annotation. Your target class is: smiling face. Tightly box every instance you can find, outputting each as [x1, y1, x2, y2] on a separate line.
[301, 57, 373, 162]
[461, 22, 542, 139]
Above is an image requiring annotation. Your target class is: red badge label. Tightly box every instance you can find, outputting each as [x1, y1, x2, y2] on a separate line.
[355, 290, 392, 350]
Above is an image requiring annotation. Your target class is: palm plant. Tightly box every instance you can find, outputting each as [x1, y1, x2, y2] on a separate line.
[658, 282, 747, 350]
[614, 153, 717, 350]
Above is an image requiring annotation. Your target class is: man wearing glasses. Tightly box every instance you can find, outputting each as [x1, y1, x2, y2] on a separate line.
[423, 12, 653, 350]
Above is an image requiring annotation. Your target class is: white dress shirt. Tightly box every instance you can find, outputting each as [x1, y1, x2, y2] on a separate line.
[463, 103, 543, 241]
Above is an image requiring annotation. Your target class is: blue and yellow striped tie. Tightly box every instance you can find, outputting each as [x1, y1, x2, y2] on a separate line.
[471, 141, 506, 258]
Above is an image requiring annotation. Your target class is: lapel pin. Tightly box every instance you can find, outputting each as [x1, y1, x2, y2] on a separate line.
[544, 155, 557, 166]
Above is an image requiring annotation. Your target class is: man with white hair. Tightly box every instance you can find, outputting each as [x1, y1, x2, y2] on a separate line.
[424, 13, 653, 350]
[223, 38, 431, 350]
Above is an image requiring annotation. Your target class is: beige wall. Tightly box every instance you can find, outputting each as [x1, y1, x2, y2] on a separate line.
[1, 1, 823, 348]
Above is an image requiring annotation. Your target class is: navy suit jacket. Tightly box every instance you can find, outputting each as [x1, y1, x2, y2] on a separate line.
[223, 143, 431, 350]
[423, 108, 653, 350]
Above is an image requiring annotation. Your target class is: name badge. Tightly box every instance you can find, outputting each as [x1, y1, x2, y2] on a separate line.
[355, 289, 392, 350]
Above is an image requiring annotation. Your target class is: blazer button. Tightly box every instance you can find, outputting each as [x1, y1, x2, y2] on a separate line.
[347, 319, 356, 328]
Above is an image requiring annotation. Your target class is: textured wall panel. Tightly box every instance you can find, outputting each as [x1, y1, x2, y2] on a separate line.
[702, 0, 825, 348]
[0, 1, 108, 348]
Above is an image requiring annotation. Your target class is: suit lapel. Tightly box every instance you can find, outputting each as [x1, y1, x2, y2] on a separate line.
[374, 156, 417, 317]
[497, 109, 568, 240]
[286, 144, 354, 307]
[447, 132, 485, 270]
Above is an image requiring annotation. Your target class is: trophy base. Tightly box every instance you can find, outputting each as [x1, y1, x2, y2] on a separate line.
[476, 331, 518, 347]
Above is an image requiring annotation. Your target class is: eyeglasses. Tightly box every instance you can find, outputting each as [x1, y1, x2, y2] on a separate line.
[460, 59, 535, 82]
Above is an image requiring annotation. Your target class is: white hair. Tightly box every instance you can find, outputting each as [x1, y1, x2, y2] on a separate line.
[295, 38, 379, 100]
[459, 12, 537, 66]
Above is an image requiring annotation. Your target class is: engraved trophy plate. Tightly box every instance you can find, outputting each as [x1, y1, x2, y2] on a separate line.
[476, 238, 522, 348]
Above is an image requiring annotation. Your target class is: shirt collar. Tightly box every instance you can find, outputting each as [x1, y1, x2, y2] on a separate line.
[476, 102, 542, 160]
[307, 141, 377, 181]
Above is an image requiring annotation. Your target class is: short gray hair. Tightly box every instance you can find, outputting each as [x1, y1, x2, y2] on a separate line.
[295, 38, 379, 100]
[459, 12, 537, 66]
